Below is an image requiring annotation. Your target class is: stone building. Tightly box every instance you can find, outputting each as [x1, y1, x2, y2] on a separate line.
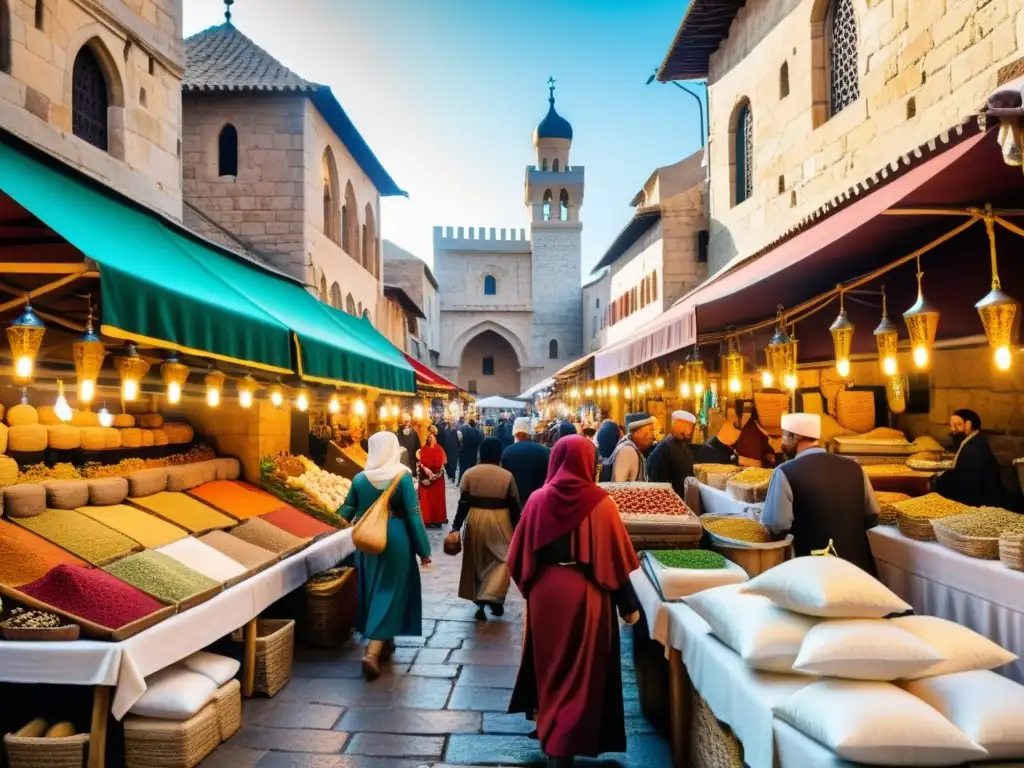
[377, 284, 424, 363]
[582, 270, 610, 353]
[659, 0, 1024, 275]
[383, 240, 441, 367]
[434, 81, 584, 397]
[0, 0, 184, 218]
[179, 14, 404, 320]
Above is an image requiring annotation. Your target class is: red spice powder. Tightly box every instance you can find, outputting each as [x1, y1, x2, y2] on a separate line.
[262, 505, 335, 540]
[19, 564, 166, 629]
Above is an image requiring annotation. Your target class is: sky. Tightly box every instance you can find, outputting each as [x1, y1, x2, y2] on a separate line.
[182, 0, 704, 279]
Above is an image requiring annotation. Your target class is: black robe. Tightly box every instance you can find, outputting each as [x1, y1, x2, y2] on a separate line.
[936, 433, 1009, 508]
[440, 425, 459, 479]
[646, 435, 695, 500]
[395, 427, 421, 472]
[695, 437, 738, 466]
[458, 425, 484, 481]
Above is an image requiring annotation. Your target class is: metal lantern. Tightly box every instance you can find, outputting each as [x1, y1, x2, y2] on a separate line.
[723, 338, 745, 395]
[678, 363, 692, 398]
[115, 343, 150, 402]
[237, 374, 259, 408]
[205, 370, 225, 407]
[378, 405, 388, 421]
[830, 292, 855, 378]
[977, 215, 1020, 371]
[7, 302, 46, 384]
[609, 383, 619, 397]
[874, 287, 900, 377]
[584, 385, 594, 398]
[783, 328, 799, 391]
[269, 382, 284, 409]
[413, 403, 424, 420]
[295, 388, 310, 412]
[686, 346, 707, 398]
[765, 309, 792, 388]
[903, 268, 940, 369]
[354, 397, 367, 416]
[655, 376, 665, 390]
[73, 314, 105, 405]
[161, 355, 189, 405]
[328, 391, 341, 414]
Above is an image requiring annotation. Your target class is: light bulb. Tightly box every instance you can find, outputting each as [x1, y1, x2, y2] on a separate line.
[694, 382, 705, 395]
[836, 358, 851, 378]
[296, 391, 309, 412]
[584, 387, 593, 397]
[729, 377, 741, 394]
[79, 378, 96, 405]
[784, 373, 797, 391]
[98, 405, 113, 428]
[239, 388, 253, 408]
[167, 381, 182, 404]
[355, 398, 367, 416]
[413, 404, 424, 419]
[15, 356, 32, 379]
[761, 371, 774, 388]
[123, 378, 138, 401]
[54, 383, 73, 423]
[270, 388, 284, 408]
[379, 406, 388, 420]
[882, 356, 897, 376]
[609, 385, 619, 396]
[329, 393, 340, 413]
[995, 345, 1012, 371]
[624, 387, 632, 398]
[680, 382, 691, 397]
[913, 345, 929, 368]
[391, 405, 399, 417]
[206, 387, 220, 407]
[655, 377, 665, 389]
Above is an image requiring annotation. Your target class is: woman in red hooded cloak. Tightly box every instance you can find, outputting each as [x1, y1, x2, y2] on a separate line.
[507, 435, 641, 768]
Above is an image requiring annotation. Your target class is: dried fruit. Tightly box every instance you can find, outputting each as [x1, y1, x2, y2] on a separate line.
[602, 485, 694, 518]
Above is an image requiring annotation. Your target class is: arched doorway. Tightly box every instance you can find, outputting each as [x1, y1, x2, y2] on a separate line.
[459, 330, 520, 397]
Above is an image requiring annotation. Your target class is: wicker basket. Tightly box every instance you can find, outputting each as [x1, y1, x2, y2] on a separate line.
[211, 679, 241, 741]
[1000, 533, 1024, 571]
[690, 692, 744, 768]
[932, 522, 1000, 560]
[243, 619, 294, 697]
[305, 567, 357, 649]
[897, 513, 939, 541]
[3, 733, 89, 768]
[878, 503, 899, 526]
[123, 704, 220, 768]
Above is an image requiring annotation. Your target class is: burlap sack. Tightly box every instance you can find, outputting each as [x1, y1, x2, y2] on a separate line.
[127, 467, 169, 497]
[197, 460, 219, 484]
[137, 413, 165, 429]
[88, 477, 129, 506]
[43, 480, 90, 510]
[3, 483, 46, 518]
[166, 463, 206, 492]
[214, 458, 241, 481]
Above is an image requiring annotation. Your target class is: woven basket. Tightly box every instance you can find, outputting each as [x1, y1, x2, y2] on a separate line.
[878, 503, 899, 526]
[236, 619, 294, 697]
[932, 522, 999, 560]
[690, 692, 744, 768]
[305, 568, 357, 649]
[836, 390, 875, 434]
[211, 679, 241, 741]
[123, 704, 220, 768]
[753, 392, 789, 431]
[1000, 533, 1024, 571]
[897, 513, 939, 541]
[3, 733, 89, 768]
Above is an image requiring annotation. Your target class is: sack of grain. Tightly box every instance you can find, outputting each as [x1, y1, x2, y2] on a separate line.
[119, 427, 143, 449]
[151, 428, 169, 446]
[127, 467, 168, 497]
[215, 458, 241, 481]
[3, 483, 46, 518]
[103, 427, 122, 449]
[166, 463, 206, 492]
[0, 423, 8, 455]
[753, 392, 789, 431]
[8, 424, 47, 452]
[138, 413, 164, 429]
[113, 413, 136, 428]
[836, 390, 876, 434]
[913, 435, 944, 453]
[0, 455, 18, 486]
[6, 403, 38, 426]
[43, 479, 90, 510]
[79, 426, 106, 452]
[37, 405, 62, 425]
[199, 460, 219, 484]
[140, 429, 155, 447]
[88, 476, 129, 505]
[70, 410, 100, 427]
[46, 424, 81, 450]
[162, 422, 195, 444]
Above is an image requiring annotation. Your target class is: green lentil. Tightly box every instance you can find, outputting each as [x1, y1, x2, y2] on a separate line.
[103, 550, 218, 605]
[938, 508, 1024, 538]
[649, 549, 728, 570]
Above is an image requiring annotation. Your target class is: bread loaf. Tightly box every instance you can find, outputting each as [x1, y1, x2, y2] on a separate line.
[151, 428, 169, 446]
[836, 390, 876, 434]
[102, 427, 122, 449]
[44, 722, 76, 738]
[15, 718, 48, 738]
[140, 429, 155, 447]
[120, 428, 143, 449]
[0, 423, 8, 455]
[0, 455, 18, 486]
[37, 405, 61, 426]
[112, 413, 136, 428]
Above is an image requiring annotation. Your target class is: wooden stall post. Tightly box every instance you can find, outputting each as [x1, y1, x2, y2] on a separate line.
[669, 648, 692, 768]
[88, 685, 112, 768]
[242, 618, 257, 697]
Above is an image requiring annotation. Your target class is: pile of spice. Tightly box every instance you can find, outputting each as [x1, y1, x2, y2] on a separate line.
[13, 509, 139, 565]
[103, 551, 219, 605]
[262, 505, 335, 540]
[649, 550, 728, 570]
[131, 491, 235, 533]
[156, 537, 247, 584]
[189, 480, 284, 519]
[0, 519, 86, 587]
[229, 517, 305, 555]
[703, 517, 772, 543]
[19, 564, 165, 629]
[198, 531, 278, 572]
[76, 504, 188, 549]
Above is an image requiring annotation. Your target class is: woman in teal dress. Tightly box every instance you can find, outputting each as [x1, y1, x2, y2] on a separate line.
[340, 431, 432, 680]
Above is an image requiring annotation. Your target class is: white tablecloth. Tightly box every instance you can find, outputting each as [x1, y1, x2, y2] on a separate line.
[868, 525, 1024, 683]
[631, 567, 671, 647]
[0, 528, 354, 719]
[698, 482, 763, 521]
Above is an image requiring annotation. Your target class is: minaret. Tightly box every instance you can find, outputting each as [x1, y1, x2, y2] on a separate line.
[525, 78, 584, 370]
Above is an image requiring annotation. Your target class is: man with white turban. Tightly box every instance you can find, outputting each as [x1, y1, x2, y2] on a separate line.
[762, 413, 880, 573]
[647, 410, 697, 500]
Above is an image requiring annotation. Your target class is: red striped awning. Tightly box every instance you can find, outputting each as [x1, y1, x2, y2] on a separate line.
[404, 353, 458, 391]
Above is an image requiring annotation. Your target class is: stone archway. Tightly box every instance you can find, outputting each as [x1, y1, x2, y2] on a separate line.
[459, 330, 520, 397]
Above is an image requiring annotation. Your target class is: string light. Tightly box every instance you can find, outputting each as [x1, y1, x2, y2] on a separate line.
[238, 374, 258, 408]
[295, 389, 310, 412]
[269, 383, 284, 409]
[205, 370, 225, 408]
[329, 391, 341, 414]
[98, 401, 114, 428]
[161, 355, 189, 405]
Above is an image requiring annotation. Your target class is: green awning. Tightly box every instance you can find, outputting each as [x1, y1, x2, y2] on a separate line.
[0, 139, 415, 393]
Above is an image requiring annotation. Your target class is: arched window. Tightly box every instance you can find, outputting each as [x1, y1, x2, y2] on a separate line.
[346, 293, 357, 315]
[319, 275, 328, 302]
[548, 339, 558, 359]
[552, 158, 560, 172]
[341, 206, 348, 251]
[559, 189, 569, 221]
[357, 302, 363, 317]
[779, 61, 790, 99]
[72, 44, 110, 151]
[541, 158, 548, 171]
[344, 181, 359, 261]
[217, 124, 238, 177]
[542, 189, 552, 222]
[733, 101, 753, 206]
[483, 275, 497, 296]
[33, 0, 42, 29]
[321, 148, 340, 245]
[482, 356, 494, 376]
[330, 282, 342, 309]
[827, 0, 860, 116]
[364, 204, 377, 276]
[651, 270, 658, 302]
[0, 0, 10, 73]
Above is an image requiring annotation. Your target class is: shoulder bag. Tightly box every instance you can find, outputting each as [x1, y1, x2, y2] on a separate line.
[352, 475, 399, 555]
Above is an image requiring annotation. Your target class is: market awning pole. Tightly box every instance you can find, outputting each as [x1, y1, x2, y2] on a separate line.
[0, 271, 97, 314]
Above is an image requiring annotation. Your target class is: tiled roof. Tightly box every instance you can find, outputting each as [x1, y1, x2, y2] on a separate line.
[657, 0, 747, 82]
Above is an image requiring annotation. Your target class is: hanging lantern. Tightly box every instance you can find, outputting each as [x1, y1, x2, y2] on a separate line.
[624, 386, 632, 399]
[72, 313, 105, 405]
[328, 391, 341, 414]
[830, 291, 854, 378]
[115, 343, 149, 402]
[723, 338, 745, 395]
[765, 308, 791, 388]
[355, 397, 367, 416]
[161, 355, 189, 405]
[98, 401, 114, 428]
[7, 301, 46, 384]
[54, 380, 73, 423]
[977, 214, 1020, 372]
[874, 287, 899, 377]
[203, 370, 225, 407]
[678, 363, 692, 398]
[903, 265, 940, 369]
[413, 403, 424, 420]
[237, 374, 259, 408]
[269, 383, 284, 409]
[761, 369, 774, 388]
[390, 404, 399, 417]
[570, 387, 580, 399]
[609, 383, 619, 397]
[655, 376, 665, 390]
[295, 388, 310, 412]
[584, 385, 594, 398]
[686, 346, 707, 397]
[379, 405, 388, 421]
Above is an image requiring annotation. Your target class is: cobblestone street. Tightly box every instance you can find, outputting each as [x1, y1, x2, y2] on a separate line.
[205, 486, 670, 767]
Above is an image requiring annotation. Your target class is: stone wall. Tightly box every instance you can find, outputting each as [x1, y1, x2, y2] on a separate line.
[383, 244, 441, 357]
[0, 0, 183, 218]
[582, 271, 610, 352]
[459, 330, 522, 397]
[705, 0, 1024, 273]
[530, 224, 583, 372]
[176, 399, 290, 483]
[661, 182, 709, 304]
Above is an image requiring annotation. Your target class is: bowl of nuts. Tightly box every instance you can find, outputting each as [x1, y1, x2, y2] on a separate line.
[2, 606, 80, 641]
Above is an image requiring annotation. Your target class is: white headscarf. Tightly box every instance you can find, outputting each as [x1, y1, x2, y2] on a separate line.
[363, 432, 410, 490]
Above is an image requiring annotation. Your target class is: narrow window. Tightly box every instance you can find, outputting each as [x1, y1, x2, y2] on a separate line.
[362, 224, 367, 268]
[827, 0, 860, 117]
[651, 270, 658, 302]
[596, 297, 600, 308]
[72, 45, 110, 151]
[906, 96, 916, 119]
[139, 87, 147, 108]
[779, 61, 790, 99]
[34, 0, 42, 30]
[541, 158, 548, 171]
[483, 275, 497, 295]
[482, 356, 495, 376]
[548, 339, 558, 359]
[734, 101, 753, 205]
[218, 124, 238, 177]
[468, 380, 478, 394]
[323, 186, 334, 241]
[0, 0, 10, 74]
[341, 206, 349, 252]
[592, 316, 598, 337]
[542, 189, 552, 221]
[346, 294, 356, 315]
[148, 56, 155, 76]
[559, 189, 569, 221]
[552, 158, 560, 172]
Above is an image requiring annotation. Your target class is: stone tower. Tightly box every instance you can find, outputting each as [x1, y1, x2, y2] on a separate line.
[525, 78, 584, 370]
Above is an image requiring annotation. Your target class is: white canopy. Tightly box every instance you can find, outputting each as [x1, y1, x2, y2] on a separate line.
[474, 396, 528, 410]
